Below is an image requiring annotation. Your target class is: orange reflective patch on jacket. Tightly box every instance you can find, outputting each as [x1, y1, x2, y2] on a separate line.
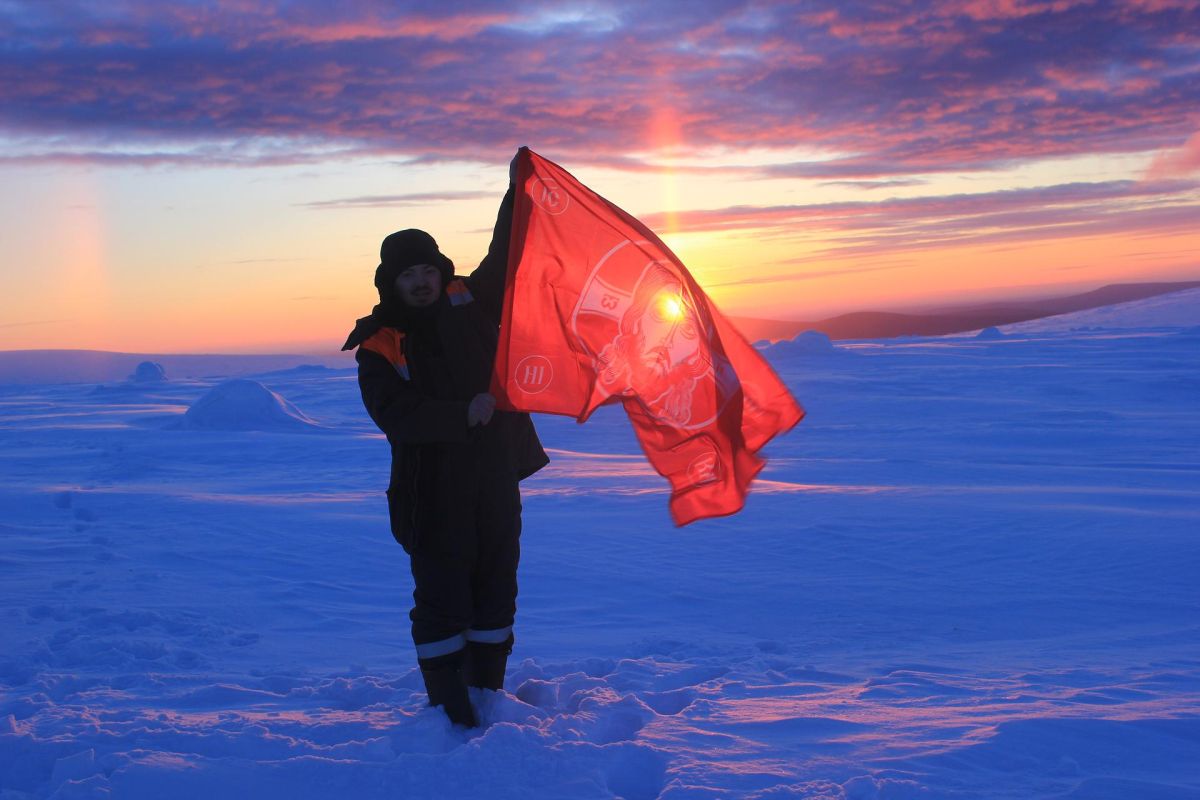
[446, 278, 474, 307]
[361, 328, 409, 380]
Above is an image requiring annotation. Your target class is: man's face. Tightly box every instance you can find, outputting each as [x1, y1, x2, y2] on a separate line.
[393, 264, 442, 307]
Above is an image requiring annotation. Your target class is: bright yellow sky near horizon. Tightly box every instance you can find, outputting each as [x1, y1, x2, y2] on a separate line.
[1, 144, 1198, 355]
[4, 148, 1195, 352]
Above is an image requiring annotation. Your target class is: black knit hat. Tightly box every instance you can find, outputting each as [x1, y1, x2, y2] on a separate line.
[373, 229, 456, 303]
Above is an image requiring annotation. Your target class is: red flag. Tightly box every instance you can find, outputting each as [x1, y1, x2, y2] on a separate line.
[491, 148, 804, 525]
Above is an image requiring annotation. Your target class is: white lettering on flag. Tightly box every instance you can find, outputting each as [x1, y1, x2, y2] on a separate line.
[514, 355, 554, 394]
[530, 177, 569, 215]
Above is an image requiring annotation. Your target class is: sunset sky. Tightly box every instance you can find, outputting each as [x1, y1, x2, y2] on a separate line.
[2, 0, 1198, 354]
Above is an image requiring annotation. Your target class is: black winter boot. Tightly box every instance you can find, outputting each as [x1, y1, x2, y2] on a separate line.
[418, 649, 477, 727]
[464, 634, 514, 691]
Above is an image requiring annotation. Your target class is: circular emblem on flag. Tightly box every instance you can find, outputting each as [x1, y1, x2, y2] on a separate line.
[687, 451, 721, 487]
[530, 176, 569, 215]
[514, 355, 554, 394]
[570, 239, 734, 431]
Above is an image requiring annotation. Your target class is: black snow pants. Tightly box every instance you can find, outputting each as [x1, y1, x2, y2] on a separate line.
[407, 433, 523, 659]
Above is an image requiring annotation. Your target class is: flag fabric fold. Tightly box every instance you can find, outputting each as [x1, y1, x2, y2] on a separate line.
[491, 147, 804, 525]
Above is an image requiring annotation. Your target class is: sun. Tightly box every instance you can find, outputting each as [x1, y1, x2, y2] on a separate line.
[658, 294, 685, 321]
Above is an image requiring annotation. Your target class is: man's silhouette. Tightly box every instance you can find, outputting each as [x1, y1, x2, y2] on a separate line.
[343, 151, 547, 727]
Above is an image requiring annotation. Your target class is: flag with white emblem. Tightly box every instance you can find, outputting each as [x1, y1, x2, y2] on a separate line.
[492, 148, 804, 525]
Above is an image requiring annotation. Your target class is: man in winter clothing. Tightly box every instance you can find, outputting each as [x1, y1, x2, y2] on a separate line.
[342, 152, 547, 727]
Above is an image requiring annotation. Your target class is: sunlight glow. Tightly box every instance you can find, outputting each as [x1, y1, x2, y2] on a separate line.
[659, 294, 685, 321]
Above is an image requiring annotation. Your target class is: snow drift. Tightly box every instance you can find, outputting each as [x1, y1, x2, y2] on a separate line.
[180, 379, 318, 431]
[769, 330, 841, 356]
[128, 361, 167, 383]
[975, 326, 1005, 340]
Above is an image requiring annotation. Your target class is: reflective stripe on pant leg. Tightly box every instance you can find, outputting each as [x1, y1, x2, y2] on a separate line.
[415, 632, 467, 660]
[465, 625, 512, 644]
[409, 548, 473, 652]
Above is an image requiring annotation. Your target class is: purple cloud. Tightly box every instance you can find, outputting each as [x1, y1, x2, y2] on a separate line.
[300, 190, 495, 209]
[640, 179, 1200, 254]
[0, 0, 1196, 175]
[818, 179, 928, 190]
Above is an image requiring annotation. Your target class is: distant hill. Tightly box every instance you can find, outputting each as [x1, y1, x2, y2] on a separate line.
[728, 280, 1200, 342]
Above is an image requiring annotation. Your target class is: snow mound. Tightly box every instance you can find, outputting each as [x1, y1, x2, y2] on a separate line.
[1004, 287, 1200, 333]
[182, 380, 318, 431]
[129, 361, 167, 383]
[771, 329, 840, 356]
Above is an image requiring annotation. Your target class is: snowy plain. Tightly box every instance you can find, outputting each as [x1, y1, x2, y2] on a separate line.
[1, 290, 1199, 799]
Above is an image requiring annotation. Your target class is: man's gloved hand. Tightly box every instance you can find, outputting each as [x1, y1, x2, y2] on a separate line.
[510, 146, 525, 185]
[468, 392, 496, 427]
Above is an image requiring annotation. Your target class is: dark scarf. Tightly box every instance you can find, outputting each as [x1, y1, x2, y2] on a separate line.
[342, 292, 446, 352]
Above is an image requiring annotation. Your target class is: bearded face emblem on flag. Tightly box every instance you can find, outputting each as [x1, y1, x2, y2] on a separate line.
[573, 241, 734, 430]
[492, 147, 804, 525]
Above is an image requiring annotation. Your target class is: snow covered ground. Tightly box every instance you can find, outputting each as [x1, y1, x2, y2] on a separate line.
[1, 291, 1198, 799]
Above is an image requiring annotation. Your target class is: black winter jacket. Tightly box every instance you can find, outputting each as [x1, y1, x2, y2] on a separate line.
[343, 187, 548, 553]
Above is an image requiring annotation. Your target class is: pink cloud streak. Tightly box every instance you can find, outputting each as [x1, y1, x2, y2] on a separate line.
[1146, 131, 1200, 179]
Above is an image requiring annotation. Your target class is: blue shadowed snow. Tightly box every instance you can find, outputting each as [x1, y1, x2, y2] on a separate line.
[1, 291, 1198, 798]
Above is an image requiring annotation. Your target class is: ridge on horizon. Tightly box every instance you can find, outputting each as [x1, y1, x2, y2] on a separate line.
[730, 279, 1200, 343]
